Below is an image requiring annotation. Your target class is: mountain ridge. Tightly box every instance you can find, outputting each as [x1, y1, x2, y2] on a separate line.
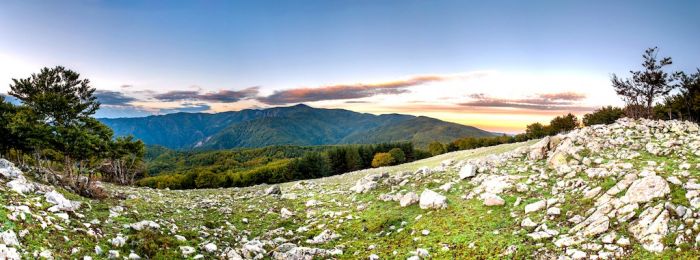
[99, 104, 496, 150]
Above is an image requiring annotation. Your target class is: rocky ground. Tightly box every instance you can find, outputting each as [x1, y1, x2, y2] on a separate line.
[1, 118, 699, 259]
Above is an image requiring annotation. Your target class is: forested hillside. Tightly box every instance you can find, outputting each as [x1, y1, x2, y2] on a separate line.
[99, 104, 494, 150]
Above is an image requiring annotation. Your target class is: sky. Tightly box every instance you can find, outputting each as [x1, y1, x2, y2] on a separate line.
[1, 0, 699, 133]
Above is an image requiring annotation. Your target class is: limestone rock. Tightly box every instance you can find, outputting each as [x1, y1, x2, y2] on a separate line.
[623, 175, 670, 203]
[419, 189, 447, 210]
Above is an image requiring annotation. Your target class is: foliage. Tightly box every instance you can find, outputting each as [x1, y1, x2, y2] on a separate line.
[582, 106, 625, 126]
[1, 66, 144, 197]
[137, 142, 419, 189]
[655, 69, 700, 122]
[548, 113, 579, 134]
[611, 47, 681, 118]
[371, 153, 395, 168]
[388, 148, 406, 164]
[428, 141, 446, 156]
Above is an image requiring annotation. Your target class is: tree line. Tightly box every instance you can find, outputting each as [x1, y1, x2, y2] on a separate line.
[136, 142, 426, 189]
[0, 66, 144, 197]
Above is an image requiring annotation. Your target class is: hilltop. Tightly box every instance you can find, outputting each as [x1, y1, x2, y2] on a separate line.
[0, 118, 698, 259]
[98, 104, 495, 150]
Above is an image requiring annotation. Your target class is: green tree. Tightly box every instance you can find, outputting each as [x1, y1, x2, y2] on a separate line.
[525, 122, 548, 139]
[611, 47, 680, 118]
[582, 106, 625, 126]
[344, 147, 363, 171]
[657, 69, 700, 122]
[9, 66, 102, 176]
[103, 136, 146, 185]
[371, 153, 394, 168]
[549, 113, 579, 134]
[427, 141, 446, 156]
[388, 148, 406, 164]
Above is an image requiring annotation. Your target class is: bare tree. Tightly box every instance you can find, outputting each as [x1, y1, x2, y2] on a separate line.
[611, 47, 680, 118]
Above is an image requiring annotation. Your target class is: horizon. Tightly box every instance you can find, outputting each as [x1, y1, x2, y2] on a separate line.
[2, 1, 699, 133]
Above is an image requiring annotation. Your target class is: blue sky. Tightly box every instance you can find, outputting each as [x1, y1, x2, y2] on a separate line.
[1, 1, 698, 132]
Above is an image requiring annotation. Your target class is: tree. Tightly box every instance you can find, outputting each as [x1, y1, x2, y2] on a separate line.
[9, 66, 102, 176]
[427, 141, 446, 156]
[371, 153, 394, 168]
[102, 136, 146, 185]
[582, 106, 625, 126]
[0, 96, 16, 156]
[344, 147, 363, 172]
[548, 113, 579, 134]
[525, 122, 548, 139]
[388, 148, 406, 164]
[657, 69, 700, 122]
[611, 47, 680, 118]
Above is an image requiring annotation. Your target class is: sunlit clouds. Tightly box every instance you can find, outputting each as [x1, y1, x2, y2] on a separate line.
[1, 57, 620, 133]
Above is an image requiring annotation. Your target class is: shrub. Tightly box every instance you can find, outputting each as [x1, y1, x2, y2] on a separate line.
[388, 148, 406, 164]
[371, 153, 394, 167]
[583, 106, 625, 126]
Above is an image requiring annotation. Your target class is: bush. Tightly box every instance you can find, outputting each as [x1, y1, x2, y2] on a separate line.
[371, 153, 394, 167]
[583, 106, 624, 126]
[388, 148, 406, 164]
[427, 142, 446, 156]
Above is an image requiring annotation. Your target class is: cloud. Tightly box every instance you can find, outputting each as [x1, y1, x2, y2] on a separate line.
[153, 87, 259, 103]
[256, 75, 454, 105]
[94, 90, 138, 106]
[460, 92, 591, 111]
[537, 92, 586, 101]
[159, 103, 212, 114]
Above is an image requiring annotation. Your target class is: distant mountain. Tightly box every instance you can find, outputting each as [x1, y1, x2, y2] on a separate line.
[99, 104, 495, 149]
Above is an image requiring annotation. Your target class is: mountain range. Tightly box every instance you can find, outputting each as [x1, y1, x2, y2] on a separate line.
[99, 104, 496, 150]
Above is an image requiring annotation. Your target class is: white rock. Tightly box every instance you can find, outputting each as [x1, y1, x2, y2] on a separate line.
[180, 246, 195, 256]
[459, 164, 476, 179]
[0, 244, 20, 260]
[0, 159, 23, 179]
[399, 192, 419, 207]
[45, 190, 76, 211]
[130, 220, 160, 231]
[280, 208, 294, 219]
[1, 230, 20, 246]
[203, 243, 217, 253]
[524, 200, 546, 214]
[419, 189, 447, 210]
[623, 175, 670, 203]
[482, 193, 505, 206]
[109, 236, 126, 247]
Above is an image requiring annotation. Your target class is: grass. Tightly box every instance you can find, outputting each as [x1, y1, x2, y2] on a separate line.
[2, 124, 699, 259]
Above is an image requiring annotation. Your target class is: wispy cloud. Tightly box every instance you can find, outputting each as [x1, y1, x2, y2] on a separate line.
[153, 87, 260, 103]
[256, 74, 474, 105]
[459, 92, 592, 111]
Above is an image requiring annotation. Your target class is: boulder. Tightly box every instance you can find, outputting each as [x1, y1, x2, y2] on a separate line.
[306, 230, 340, 244]
[399, 192, 419, 207]
[528, 136, 551, 160]
[1, 230, 20, 247]
[7, 178, 35, 195]
[419, 189, 447, 210]
[0, 244, 20, 260]
[459, 164, 476, 179]
[264, 185, 281, 195]
[524, 200, 546, 214]
[629, 204, 669, 252]
[130, 220, 161, 231]
[0, 159, 22, 179]
[623, 175, 670, 203]
[482, 193, 505, 206]
[45, 190, 77, 211]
